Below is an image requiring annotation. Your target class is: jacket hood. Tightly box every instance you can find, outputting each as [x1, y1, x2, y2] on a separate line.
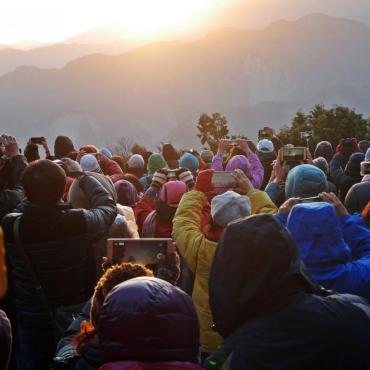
[54, 135, 74, 159]
[286, 202, 351, 266]
[147, 154, 168, 175]
[314, 141, 334, 162]
[209, 214, 316, 338]
[285, 164, 329, 199]
[344, 152, 365, 178]
[225, 155, 251, 177]
[98, 277, 199, 363]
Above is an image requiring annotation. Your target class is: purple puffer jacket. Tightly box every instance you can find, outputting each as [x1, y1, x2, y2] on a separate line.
[211, 152, 264, 189]
[98, 277, 200, 364]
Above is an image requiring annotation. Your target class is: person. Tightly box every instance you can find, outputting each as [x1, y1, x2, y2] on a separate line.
[314, 140, 334, 162]
[0, 310, 12, 370]
[200, 150, 213, 170]
[114, 179, 139, 207]
[359, 140, 370, 154]
[54, 135, 75, 159]
[1, 158, 117, 370]
[0, 136, 26, 220]
[313, 156, 337, 194]
[125, 154, 145, 180]
[261, 126, 283, 153]
[212, 139, 264, 189]
[279, 193, 370, 300]
[206, 214, 370, 370]
[172, 169, 277, 357]
[256, 139, 275, 189]
[162, 143, 180, 169]
[141, 153, 168, 191]
[179, 153, 199, 177]
[99, 148, 113, 159]
[23, 142, 40, 163]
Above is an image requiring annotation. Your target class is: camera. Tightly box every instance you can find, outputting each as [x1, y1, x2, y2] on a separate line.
[300, 131, 313, 140]
[258, 130, 270, 139]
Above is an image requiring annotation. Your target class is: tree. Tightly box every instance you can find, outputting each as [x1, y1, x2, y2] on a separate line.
[279, 104, 370, 148]
[109, 136, 134, 160]
[131, 143, 148, 157]
[197, 113, 230, 153]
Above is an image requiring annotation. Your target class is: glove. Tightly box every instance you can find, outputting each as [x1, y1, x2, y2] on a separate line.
[177, 167, 194, 189]
[195, 169, 214, 194]
[151, 168, 168, 189]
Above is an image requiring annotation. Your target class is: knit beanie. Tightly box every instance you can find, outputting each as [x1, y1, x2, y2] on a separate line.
[80, 154, 101, 173]
[54, 135, 74, 159]
[313, 157, 329, 175]
[200, 150, 214, 164]
[160, 180, 187, 207]
[127, 154, 145, 169]
[114, 179, 139, 207]
[225, 155, 251, 177]
[257, 139, 274, 153]
[179, 153, 199, 173]
[99, 148, 113, 159]
[147, 153, 168, 175]
[211, 191, 251, 228]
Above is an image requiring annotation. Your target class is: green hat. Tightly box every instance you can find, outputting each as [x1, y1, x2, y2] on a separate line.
[147, 153, 168, 175]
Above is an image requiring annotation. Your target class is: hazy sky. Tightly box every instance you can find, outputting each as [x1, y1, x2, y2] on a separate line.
[1, 0, 369, 44]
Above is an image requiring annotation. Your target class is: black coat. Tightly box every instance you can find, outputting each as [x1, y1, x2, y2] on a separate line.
[208, 215, 370, 370]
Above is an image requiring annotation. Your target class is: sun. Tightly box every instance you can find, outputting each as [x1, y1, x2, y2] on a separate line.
[110, 0, 215, 38]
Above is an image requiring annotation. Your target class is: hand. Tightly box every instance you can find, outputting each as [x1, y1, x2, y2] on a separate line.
[1, 135, 19, 158]
[319, 192, 349, 218]
[305, 148, 313, 165]
[61, 157, 83, 177]
[151, 168, 168, 189]
[217, 139, 230, 155]
[278, 197, 300, 215]
[177, 168, 194, 189]
[40, 137, 50, 153]
[156, 249, 180, 285]
[232, 169, 254, 195]
[236, 138, 251, 155]
[274, 156, 288, 184]
[195, 169, 214, 194]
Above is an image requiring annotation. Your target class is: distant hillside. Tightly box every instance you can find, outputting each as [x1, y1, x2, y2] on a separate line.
[1, 14, 370, 149]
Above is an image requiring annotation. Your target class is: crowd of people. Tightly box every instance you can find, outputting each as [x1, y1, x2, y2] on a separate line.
[0, 129, 370, 370]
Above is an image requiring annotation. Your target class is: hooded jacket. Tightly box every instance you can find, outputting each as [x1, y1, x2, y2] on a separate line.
[172, 189, 277, 354]
[208, 214, 370, 370]
[345, 181, 370, 214]
[314, 141, 334, 162]
[257, 150, 275, 190]
[286, 202, 370, 300]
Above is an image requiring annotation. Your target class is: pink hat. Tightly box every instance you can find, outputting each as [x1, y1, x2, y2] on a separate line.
[226, 155, 251, 177]
[160, 180, 187, 207]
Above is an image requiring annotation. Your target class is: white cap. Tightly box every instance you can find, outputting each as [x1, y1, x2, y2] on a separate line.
[127, 154, 145, 169]
[211, 191, 251, 228]
[80, 154, 101, 173]
[257, 139, 274, 153]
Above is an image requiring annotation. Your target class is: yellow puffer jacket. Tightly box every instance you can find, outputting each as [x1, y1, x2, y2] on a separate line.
[173, 189, 277, 354]
[0, 227, 7, 299]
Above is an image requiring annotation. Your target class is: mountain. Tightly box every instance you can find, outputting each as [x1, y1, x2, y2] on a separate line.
[1, 13, 370, 150]
[10, 40, 50, 51]
[64, 25, 129, 44]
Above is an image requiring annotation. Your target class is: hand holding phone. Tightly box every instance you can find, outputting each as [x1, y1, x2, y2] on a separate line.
[211, 171, 238, 188]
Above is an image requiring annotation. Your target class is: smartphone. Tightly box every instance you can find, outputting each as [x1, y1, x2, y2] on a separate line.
[282, 147, 306, 163]
[211, 171, 238, 188]
[258, 130, 269, 139]
[106, 238, 172, 266]
[361, 162, 370, 176]
[30, 137, 44, 144]
[299, 196, 322, 204]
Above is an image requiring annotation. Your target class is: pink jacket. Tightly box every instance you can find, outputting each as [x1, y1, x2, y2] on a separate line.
[211, 152, 264, 189]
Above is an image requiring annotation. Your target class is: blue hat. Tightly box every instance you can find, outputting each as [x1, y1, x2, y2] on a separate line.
[179, 153, 199, 173]
[100, 147, 113, 159]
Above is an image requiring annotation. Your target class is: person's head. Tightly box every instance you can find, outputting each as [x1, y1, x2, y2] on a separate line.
[122, 173, 143, 194]
[24, 143, 40, 163]
[225, 146, 246, 163]
[74, 263, 153, 354]
[313, 156, 329, 176]
[99, 147, 113, 159]
[179, 153, 199, 175]
[209, 215, 316, 338]
[147, 153, 168, 175]
[22, 159, 66, 205]
[211, 191, 251, 228]
[225, 155, 251, 179]
[314, 141, 334, 162]
[54, 135, 74, 159]
[257, 139, 274, 154]
[345, 152, 365, 178]
[114, 179, 139, 207]
[200, 150, 213, 164]
[285, 164, 329, 199]
[337, 138, 359, 159]
[358, 140, 370, 154]
[162, 143, 179, 162]
[98, 277, 199, 363]
[156, 180, 187, 223]
[126, 154, 145, 178]
[80, 154, 102, 173]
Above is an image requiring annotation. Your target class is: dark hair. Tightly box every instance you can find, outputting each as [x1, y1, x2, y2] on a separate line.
[225, 146, 246, 165]
[73, 263, 153, 354]
[162, 143, 179, 162]
[22, 160, 66, 205]
[24, 143, 40, 163]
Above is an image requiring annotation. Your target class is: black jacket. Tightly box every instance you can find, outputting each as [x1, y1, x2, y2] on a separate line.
[208, 215, 370, 370]
[344, 181, 370, 214]
[257, 151, 275, 190]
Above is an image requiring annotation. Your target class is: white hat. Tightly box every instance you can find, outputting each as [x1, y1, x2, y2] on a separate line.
[257, 139, 274, 153]
[211, 191, 251, 228]
[127, 154, 145, 169]
[80, 154, 101, 173]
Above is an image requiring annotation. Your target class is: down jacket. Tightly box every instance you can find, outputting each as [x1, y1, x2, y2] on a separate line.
[172, 189, 277, 354]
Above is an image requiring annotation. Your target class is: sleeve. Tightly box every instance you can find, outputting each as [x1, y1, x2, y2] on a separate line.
[247, 189, 278, 215]
[211, 154, 224, 171]
[344, 186, 360, 214]
[329, 154, 345, 188]
[134, 193, 157, 235]
[172, 190, 207, 273]
[275, 213, 288, 226]
[106, 160, 124, 183]
[265, 181, 284, 206]
[79, 175, 117, 241]
[247, 152, 264, 189]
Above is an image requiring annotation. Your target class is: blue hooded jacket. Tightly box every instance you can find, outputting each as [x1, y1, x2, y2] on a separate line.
[285, 202, 370, 300]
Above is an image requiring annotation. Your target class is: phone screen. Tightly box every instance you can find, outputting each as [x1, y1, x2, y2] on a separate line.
[361, 162, 370, 176]
[211, 172, 238, 188]
[299, 196, 322, 203]
[282, 147, 305, 162]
